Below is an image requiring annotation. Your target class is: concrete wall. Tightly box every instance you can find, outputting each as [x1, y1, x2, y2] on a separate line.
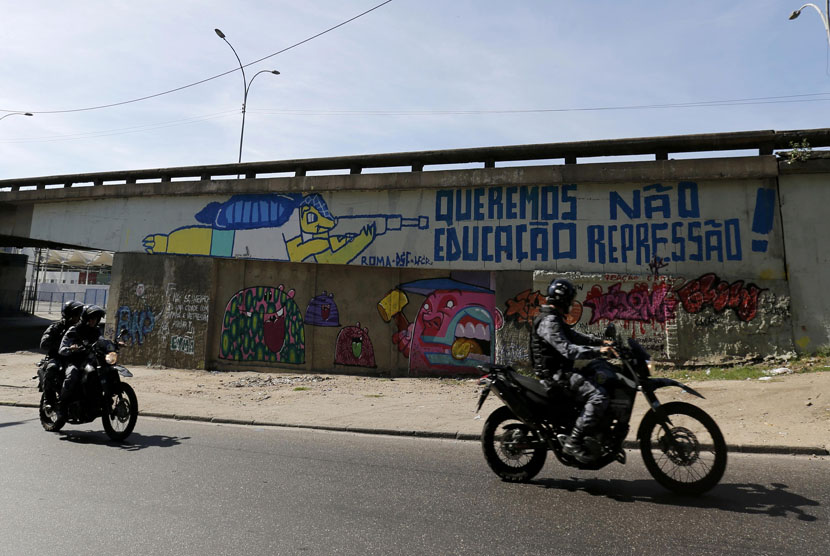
[18, 154, 823, 372]
[0, 253, 27, 313]
[109, 253, 509, 375]
[532, 271, 792, 365]
[106, 254, 214, 369]
[28, 176, 784, 279]
[779, 171, 830, 352]
[107, 252, 793, 375]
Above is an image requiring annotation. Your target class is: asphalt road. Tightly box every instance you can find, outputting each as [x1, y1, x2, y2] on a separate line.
[1, 406, 827, 556]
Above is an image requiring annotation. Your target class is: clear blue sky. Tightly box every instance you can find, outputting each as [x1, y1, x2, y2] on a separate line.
[2, 0, 829, 179]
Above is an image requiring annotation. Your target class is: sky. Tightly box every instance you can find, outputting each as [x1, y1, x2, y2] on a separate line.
[2, 0, 830, 179]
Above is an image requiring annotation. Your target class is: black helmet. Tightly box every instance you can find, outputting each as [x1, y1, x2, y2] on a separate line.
[547, 278, 576, 310]
[62, 300, 84, 320]
[82, 304, 106, 322]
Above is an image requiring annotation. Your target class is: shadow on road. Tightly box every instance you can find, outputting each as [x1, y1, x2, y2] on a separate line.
[533, 477, 820, 522]
[0, 417, 39, 428]
[58, 430, 189, 451]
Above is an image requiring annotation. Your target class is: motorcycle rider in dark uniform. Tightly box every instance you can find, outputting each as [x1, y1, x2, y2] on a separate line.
[530, 278, 615, 463]
[38, 300, 84, 390]
[56, 305, 105, 420]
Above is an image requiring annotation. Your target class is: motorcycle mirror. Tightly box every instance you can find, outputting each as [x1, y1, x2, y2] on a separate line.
[604, 323, 617, 339]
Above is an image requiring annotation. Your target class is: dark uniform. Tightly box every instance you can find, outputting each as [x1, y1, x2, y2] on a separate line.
[530, 304, 609, 432]
[38, 301, 84, 390]
[530, 278, 611, 463]
[56, 305, 105, 416]
[41, 320, 72, 360]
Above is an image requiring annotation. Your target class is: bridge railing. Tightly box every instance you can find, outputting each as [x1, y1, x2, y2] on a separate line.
[2, 128, 828, 192]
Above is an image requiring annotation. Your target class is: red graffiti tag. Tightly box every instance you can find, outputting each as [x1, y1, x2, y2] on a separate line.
[583, 282, 677, 326]
[504, 289, 545, 324]
[676, 273, 763, 322]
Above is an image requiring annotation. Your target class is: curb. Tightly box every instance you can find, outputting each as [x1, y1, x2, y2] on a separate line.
[4, 401, 828, 456]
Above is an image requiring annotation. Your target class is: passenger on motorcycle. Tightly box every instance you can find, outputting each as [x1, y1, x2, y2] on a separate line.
[530, 278, 615, 463]
[56, 304, 105, 420]
[39, 300, 85, 389]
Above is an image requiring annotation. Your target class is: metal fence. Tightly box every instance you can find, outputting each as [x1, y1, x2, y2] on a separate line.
[28, 288, 108, 315]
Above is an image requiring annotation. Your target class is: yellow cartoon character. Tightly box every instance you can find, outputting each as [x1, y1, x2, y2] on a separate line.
[286, 195, 375, 264]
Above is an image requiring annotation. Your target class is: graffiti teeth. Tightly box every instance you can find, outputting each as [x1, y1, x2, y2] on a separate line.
[455, 322, 490, 340]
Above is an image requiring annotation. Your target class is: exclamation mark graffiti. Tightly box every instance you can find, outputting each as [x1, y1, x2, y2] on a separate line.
[751, 187, 776, 253]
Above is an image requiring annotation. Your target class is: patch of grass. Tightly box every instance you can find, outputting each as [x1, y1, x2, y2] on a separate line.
[654, 354, 830, 382]
[654, 366, 771, 382]
[293, 386, 311, 391]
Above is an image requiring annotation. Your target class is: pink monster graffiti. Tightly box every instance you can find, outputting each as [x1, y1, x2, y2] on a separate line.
[403, 289, 502, 375]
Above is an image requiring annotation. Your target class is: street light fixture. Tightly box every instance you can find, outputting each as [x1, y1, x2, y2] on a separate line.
[789, 2, 830, 49]
[214, 28, 280, 168]
[0, 112, 33, 122]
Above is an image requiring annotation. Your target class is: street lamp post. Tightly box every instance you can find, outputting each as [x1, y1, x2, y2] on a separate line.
[215, 28, 279, 168]
[789, 2, 830, 49]
[0, 112, 33, 122]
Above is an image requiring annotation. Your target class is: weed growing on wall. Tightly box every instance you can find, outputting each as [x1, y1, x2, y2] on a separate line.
[784, 139, 812, 164]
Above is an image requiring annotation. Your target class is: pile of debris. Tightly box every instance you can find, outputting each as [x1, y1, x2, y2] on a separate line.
[225, 375, 333, 388]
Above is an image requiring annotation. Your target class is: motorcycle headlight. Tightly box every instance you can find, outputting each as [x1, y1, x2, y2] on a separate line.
[105, 352, 118, 365]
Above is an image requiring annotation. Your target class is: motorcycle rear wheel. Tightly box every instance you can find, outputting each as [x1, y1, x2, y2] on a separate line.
[102, 382, 138, 441]
[638, 401, 727, 495]
[39, 390, 65, 432]
[482, 406, 547, 483]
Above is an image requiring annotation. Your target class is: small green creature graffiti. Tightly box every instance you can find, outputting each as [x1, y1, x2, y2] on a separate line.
[219, 285, 305, 364]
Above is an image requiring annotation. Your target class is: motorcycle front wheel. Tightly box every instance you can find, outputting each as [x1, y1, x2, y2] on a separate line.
[39, 389, 65, 432]
[102, 382, 138, 441]
[638, 401, 727, 495]
[481, 405, 547, 483]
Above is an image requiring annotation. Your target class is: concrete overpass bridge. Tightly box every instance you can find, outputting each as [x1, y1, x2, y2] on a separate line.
[3, 128, 829, 375]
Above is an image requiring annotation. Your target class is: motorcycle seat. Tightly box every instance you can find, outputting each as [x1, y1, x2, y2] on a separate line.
[512, 372, 553, 400]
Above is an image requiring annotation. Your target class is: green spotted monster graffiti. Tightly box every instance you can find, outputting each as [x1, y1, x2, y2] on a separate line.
[219, 285, 305, 363]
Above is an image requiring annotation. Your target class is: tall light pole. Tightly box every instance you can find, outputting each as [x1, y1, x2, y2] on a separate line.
[0, 112, 33, 122]
[215, 28, 279, 167]
[789, 2, 830, 49]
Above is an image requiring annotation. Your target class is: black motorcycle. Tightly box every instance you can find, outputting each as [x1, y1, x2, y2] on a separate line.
[38, 334, 138, 441]
[476, 325, 727, 495]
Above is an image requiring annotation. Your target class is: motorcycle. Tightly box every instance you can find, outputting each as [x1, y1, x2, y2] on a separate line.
[38, 333, 139, 442]
[476, 324, 727, 495]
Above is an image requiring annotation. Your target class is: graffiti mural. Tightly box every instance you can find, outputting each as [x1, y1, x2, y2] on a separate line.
[583, 282, 677, 326]
[219, 285, 305, 363]
[558, 275, 681, 359]
[378, 277, 504, 375]
[305, 291, 340, 327]
[504, 289, 545, 324]
[676, 273, 764, 322]
[115, 305, 156, 345]
[334, 323, 376, 368]
[142, 193, 428, 265]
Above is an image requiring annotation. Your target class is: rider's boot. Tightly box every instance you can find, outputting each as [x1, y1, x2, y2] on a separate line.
[56, 381, 72, 422]
[562, 426, 592, 463]
[55, 399, 67, 422]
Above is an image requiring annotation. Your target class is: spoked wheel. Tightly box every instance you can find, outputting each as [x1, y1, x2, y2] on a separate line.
[39, 389, 65, 432]
[638, 402, 727, 495]
[102, 383, 138, 442]
[481, 406, 547, 483]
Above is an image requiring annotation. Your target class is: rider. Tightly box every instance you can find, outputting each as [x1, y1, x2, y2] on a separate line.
[39, 300, 85, 389]
[56, 304, 105, 420]
[530, 278, 614, 463]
